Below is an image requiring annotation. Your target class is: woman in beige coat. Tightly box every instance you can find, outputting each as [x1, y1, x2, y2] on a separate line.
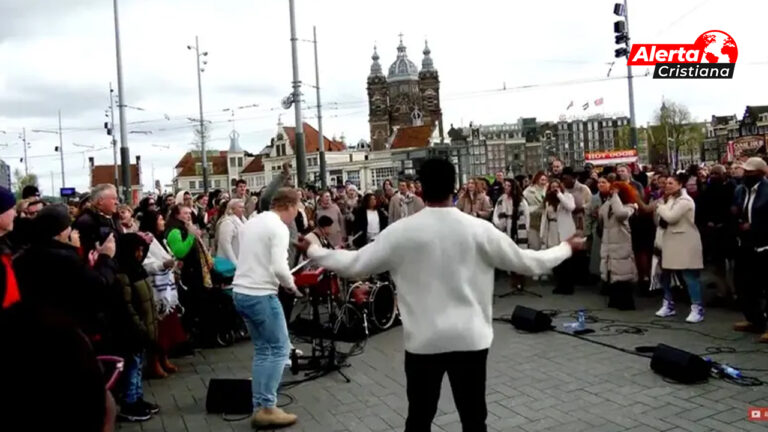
[654, 173, 705, 323]
[456, 178, 492, 219]
[599, 179, 639, 310]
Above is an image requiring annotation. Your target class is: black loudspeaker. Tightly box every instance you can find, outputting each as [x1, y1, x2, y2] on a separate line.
[650, 344, 710, 383]
[206, 379, 252, 414]
[510, 306, 552, 332]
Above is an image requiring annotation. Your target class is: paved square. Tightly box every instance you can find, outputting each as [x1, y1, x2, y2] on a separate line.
[119, 276, 768, 432]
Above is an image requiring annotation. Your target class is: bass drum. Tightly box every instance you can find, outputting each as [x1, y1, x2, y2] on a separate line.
[368, 281, 397, 330]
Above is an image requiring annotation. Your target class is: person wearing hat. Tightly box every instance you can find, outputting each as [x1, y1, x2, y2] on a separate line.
[732, 157, 768, 342]
[21, 185, 40, 200]
[0, 187, 19, 310]
[13, 204, 118, 342]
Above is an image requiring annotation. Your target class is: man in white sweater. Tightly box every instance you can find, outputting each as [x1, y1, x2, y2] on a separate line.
[232, 188, 302, 429]
[298, 158, 584, 432]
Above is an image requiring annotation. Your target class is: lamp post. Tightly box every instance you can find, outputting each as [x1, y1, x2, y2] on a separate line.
[613, 1, 638, 149]
[287, 0, 307, 186]
[187, 36, 209, 193]
[113, 0, 131, 203]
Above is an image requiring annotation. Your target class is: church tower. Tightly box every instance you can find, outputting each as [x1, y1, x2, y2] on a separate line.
[419, 41, 443, 143]
[367, 46, 389, 151]
[367, 35, 443, 150]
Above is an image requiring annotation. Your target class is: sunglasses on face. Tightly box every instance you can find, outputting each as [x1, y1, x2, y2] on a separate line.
[97, 355, 125, 390]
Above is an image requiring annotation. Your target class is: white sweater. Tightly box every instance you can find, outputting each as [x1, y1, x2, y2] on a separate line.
[307, 206, 572, 354]
[216, 215, 245, 265]
[232, 211, 296, 296]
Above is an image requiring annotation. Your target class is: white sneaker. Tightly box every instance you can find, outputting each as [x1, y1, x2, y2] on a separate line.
[655, 299, 676, 318]
[685, 305, 704, 323]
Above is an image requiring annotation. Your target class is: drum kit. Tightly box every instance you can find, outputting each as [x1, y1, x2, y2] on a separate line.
[288, 263, 399, 381]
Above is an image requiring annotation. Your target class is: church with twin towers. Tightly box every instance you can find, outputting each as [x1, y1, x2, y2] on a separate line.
[367, 35, 444, 151]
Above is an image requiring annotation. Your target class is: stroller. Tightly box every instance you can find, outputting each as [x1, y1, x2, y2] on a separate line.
[183, 257, 248, 347]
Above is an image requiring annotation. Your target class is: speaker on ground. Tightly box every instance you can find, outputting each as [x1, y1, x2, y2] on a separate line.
[510, 306, 552, 332]
[650, 343, 710, 384]
[206, 378, 252, 415]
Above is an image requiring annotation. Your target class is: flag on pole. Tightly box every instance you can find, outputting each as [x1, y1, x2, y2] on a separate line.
[566, 100, 574, 110]
[594, 97, 604, 106]
[582, 102, 589, 110]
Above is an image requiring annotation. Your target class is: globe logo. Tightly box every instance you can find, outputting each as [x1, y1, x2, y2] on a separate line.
[694, 30, 738, 64]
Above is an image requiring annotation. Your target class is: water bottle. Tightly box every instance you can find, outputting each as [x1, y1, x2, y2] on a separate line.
[577, 309, 586, 330]
[720, 364, 742, 379]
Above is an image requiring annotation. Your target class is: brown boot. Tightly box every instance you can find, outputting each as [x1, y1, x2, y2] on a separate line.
[251, 407, 297, 428]
[733, 321, 766, 334]
[160, 355, 178, 374]
[146, 355, 168, 379]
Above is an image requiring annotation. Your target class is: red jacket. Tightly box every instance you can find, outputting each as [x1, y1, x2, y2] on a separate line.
[1, 254, 20, 309]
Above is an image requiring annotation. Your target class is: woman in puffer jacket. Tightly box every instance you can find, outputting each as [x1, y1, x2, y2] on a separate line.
[599, 179, 639, 310]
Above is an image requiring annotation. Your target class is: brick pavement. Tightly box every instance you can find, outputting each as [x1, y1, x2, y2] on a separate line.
[118, 276, 768, 432]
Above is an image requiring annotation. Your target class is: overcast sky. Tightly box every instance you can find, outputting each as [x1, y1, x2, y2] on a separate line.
[1, 0, 766, 194]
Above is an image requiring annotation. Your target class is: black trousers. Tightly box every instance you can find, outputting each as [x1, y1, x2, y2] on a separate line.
[404, 349, 488, 432]
[734, 247, 768, 328]
[552, 255, 576, 294]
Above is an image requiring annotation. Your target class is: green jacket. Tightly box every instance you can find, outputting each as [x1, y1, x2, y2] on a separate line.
[117, 273, 158, 346]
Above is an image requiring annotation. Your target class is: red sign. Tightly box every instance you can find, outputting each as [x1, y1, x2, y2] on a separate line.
[585, 149, 638, 166]
[585, 149, 638, 160]
[727, 135, 766, 161]
[748, 407, 768, 421]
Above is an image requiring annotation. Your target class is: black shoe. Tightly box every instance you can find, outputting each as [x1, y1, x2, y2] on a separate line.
[118, 402, 152, 422]
[139, 399, 160, 415]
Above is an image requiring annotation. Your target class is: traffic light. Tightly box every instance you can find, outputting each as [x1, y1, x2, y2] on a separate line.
[613, 3, 629, 59]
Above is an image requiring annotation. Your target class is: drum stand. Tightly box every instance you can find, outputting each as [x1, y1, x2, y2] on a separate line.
[289, 289, 351, 383]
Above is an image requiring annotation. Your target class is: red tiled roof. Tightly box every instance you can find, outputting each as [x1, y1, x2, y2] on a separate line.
[284, 123, 346, 152]
[91, 164, 139, 187]
[175, 151, 228, 177]
[390, 125, 433, 150]
[241, 155, 265, 174]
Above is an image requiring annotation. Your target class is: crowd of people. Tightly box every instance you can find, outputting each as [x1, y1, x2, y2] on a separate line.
[0, 153, 767, 430]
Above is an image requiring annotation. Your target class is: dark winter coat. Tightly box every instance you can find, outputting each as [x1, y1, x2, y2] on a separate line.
[72, 208, 121, 254]
[13, 239, 117, 339]
[116, 274, 158, 347]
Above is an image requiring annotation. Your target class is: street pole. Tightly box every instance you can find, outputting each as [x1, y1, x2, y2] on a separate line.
[113, 0, 132, 204]
[109, 82, 118, 187]
[313, 26, 326, 189]
[50, 171, 54, 197]
[21, 128, 28, 176]
[288, 0, 307, 186]
[194, 36, 208, 194]
[58, 110, 65, 188]
[624, 0, 638, 149]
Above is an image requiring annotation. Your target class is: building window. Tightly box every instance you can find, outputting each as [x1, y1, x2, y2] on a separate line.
[307, 156, 318, 167]
[214, 179, 221, 188]
[371, 167, 396, 188]
[198, 180, 205, 190]
[345, 170, 361, 188]
[255, 176, 265, 188]
[229, 157, 236, 167]
[188, 181, 196, 191]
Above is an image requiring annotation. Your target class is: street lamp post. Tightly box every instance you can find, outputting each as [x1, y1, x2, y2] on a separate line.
[288, 0, 307, 186]
[31, 112, 66, 189]
[613, 1, 638, 149]
[188, 36, 209, 194]
[112, 0, 132, 203]
[312, 26, 326, 189]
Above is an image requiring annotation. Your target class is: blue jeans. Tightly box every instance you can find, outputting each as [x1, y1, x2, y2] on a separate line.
[122, 353, 144, 404]
[233, 293, 290, 410]
[661, 269, 702, 305]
